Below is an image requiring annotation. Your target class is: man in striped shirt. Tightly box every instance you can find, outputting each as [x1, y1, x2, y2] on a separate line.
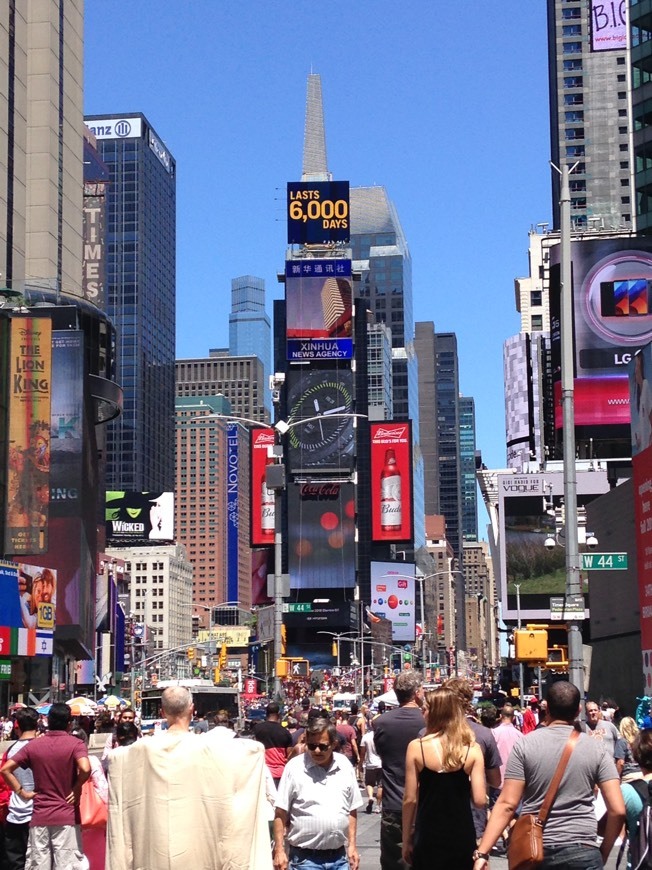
[273, 717, 363, 870]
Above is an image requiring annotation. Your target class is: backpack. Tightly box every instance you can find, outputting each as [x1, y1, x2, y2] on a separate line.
[0, 743, 16, 824]
[622, 779, 652, 870]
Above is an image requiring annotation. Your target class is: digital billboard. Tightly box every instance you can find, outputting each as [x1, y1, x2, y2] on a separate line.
[226, 423, 239, 602]
[287, 181, 350, 245]
[250, 427, 276, 547]
[285, 259, 353, 361]
[4, 317, 52, 555]
[549, 238, 652, 428]
[0, 560, 55, 656]
[370, 562, 416, 643]
[286, 369, 355, 474]
[590, 0, 626, 52]
[370, 421, 414, 543]
[288, 482, 356, 589]
[630, 344, 652, 457]
[105, 492, 174, 541]
[50, 332, 83, 519]
[498, 470, 609, 621]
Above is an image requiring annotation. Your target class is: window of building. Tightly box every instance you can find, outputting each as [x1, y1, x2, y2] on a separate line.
[563, 41, 582, 53]
[530, 290, 542, 307]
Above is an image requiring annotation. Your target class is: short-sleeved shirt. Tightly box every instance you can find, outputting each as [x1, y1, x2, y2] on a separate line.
[336, 723, 358, 760]
[11, 730, 88, 826]
[275, 751, 363, 850]
[373, 706, 425, 812]
[505, 724, 618, 848]
[584, 719, 620, 758]
[493, 722, 523, 787]
[615, 737, 641, 779]
[6, 739, 35, 825]
[253, 719, 292, 779]
[360, 731, 381, 769]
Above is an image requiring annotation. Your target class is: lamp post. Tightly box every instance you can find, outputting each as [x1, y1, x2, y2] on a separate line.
[196, 410, 366, 700]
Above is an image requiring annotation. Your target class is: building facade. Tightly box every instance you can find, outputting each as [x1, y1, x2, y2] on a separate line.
[84, 112, 176, 492]
[229, 275, 271, 418]
[176, 351, 266, 424]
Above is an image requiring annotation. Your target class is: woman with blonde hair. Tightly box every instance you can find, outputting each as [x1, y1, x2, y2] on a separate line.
[616, 716, 642, 782]
[402, 687, 486, 868]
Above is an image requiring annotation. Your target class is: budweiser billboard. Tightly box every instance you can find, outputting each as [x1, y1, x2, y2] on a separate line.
[370, 421, 413, 544]
[250, 428, 276, 547]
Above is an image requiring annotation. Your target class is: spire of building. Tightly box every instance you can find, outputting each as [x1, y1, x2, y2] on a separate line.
[302, 73, 331, 182]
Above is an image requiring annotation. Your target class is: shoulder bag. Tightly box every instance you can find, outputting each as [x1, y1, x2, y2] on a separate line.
[508, 729, 580, 870]
[79, 777, 108, 830]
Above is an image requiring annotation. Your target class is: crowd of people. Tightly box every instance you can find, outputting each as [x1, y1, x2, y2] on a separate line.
[0, 677, 649, 869]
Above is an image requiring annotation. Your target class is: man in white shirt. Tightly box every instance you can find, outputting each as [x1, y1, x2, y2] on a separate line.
[2, 706, 38, 870]
[274, 716, 363, 870]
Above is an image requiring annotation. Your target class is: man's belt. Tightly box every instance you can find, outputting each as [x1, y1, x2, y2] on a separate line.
[289, 845, 346, 860]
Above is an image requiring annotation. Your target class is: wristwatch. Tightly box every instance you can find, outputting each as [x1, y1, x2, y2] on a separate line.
[472, 850, 490, 862]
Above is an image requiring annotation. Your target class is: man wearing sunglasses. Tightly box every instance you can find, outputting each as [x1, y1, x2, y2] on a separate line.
[273, 717, 363, 870]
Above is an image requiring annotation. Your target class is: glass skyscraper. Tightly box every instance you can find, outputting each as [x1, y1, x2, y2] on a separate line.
[85, 112, 176, 491]
[459, 396, 478, 542]
[229, 275, 271, 415]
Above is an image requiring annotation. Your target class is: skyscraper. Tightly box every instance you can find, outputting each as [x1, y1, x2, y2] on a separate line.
[229, 275, 271, 415]
[459, 396, 478, 542]
[415, 322, 440, 516]
[176, 351, 266, 423]
[84, 112, 176, 491]
[547, 0, 632, 231]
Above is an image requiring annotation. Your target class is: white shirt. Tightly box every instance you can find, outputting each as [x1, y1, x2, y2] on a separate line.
[360, 731, 381, 769]
[275, 750, 363, 850]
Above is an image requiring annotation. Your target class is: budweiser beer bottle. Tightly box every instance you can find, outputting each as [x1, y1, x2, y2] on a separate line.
[380, 448, 402, 531]
[261, 457, 275, 541]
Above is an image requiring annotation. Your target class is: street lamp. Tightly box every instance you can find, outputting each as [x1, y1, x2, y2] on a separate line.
[195, 410, 366, 700]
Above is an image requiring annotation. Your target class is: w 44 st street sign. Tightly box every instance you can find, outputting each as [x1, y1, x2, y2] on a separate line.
[580, 553, 628, 570]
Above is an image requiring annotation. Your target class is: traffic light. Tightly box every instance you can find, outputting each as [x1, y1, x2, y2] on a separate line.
[219, 643, 227, 670]
[213, 667, 220, 684]
[332, 641, 338, 657]
[187, 647, 195, 660]
[290, 659, 309, 677]
[281, 624, 287, 656]
[514, 628, 548, 662]
[276, 658, 290, 678]
[546, 645, 569, 670]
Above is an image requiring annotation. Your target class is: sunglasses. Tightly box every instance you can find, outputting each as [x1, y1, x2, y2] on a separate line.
[307, 742, 332, 752]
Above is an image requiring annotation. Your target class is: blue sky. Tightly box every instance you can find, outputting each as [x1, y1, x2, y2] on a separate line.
[84, 2, 551, 478]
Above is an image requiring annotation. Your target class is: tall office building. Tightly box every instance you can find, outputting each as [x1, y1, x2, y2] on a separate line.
[176, 351, 266, 423]
[631, 5, 652, 232]
[229, 275, 271, 415]
[547, 0, 633, 231]
[415, 322, 440, 516]
[84, 112, 176, 492]
[459, 396, 478, 543]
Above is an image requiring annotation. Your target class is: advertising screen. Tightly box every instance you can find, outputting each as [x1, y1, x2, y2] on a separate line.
[226, 423, 239, 602]
[105, 492, 174, 541]
[633, 446, 652, 691]
[250, 428, 276, 547]
[288, 482, 356, 589]
[0, 560, 55, 656]
[285, 259, 353, 360]
[370, 562, 416, 642]
[630, 343, 652, 456]
[50, 332, 83, 519]
[4, 317, 52, 555]
[590, 0, 626, 52]
[498, 471, 609, 621]
[287, 180, 350, 245]
[286, 368, 355, 474]
[370, 421, 414, 543]
[549, 238, 652, 428]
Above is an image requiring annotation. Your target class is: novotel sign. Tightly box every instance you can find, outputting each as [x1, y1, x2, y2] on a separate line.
[85, 117, 142, 140]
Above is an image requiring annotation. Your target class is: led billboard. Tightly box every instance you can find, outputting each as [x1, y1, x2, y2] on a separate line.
[0, 560, 55, 656]
[287, 180, 350, 245]
[498, 470, 609, 621]
[286, 368, 355, 474]
[370, 421, 414, 543]
[250, 428, 276, 547]
[370, 562, 416, 643]
[590, 0, 626, 52]
[549, 238, 652, 428]
[285, 259, 353, 361]
[288, 482, 356, 589]
[630, 344, 652, 457]
[4, 317, 52, 555]
[105, 492, 174, 541]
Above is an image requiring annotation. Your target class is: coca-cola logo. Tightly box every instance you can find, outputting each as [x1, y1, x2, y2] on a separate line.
[300, 483, 340, 499]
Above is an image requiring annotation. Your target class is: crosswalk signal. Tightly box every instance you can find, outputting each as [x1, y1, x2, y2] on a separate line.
[546, 645, 569, 670]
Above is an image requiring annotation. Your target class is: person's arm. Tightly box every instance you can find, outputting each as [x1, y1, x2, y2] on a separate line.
[473, 778, 525, 869]
[347, 810, 359, 870]
[598, 778, 626, 864]
[272, 808, 289, 870]
[401, 741, 419, 866]
[486, 765, 501, 788]
[468, 745, 487, 808]
[1, 758, 35, 802]
[66, 755, 91, 805]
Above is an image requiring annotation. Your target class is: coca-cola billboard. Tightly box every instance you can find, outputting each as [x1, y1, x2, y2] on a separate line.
[370, 421, 413, 544]
[250, 428, 276, 547]
[288, 482, 356, 589]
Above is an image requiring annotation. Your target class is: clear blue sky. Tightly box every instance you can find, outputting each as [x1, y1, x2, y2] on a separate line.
[84, 2, 551, 478]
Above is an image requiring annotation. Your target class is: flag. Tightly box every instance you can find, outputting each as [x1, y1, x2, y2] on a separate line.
[36, 631, 53, 656]
[11, 628, 36, 656]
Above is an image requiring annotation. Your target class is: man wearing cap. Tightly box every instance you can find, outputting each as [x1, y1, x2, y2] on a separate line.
[522, 697, 540, 734]
[273, 716, 362, 870]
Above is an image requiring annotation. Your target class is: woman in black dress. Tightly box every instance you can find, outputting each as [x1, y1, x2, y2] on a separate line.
[402, 687, 486, 869]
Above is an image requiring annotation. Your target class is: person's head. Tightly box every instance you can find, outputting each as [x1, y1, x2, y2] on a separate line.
[585, 700, 601, 727]
[215, 710, 231, 729]
[547, 682, 580, 723]
[72, 725, 89, 745]
[304, 716, 338, 768]
[620, 716, 639, 745]
[633, 729, 652, 773]
[119, 707, 136, 725]
[479, 704, 498, 729]
[442, 677, 474, 714]
[48, 702, 72, 732]
[115, 721, 139, 747]
[14, 706, 39, 735]
[265, 701, 280, 720]
[161, 686, 193, 725]
[423, 688, 474, 769]
[377, 700, 386, 715]
[500, 703, 515, 723]
[394, 670, 423, 706]
[350, 703, 359, 717]
[528, 697, 539, 710]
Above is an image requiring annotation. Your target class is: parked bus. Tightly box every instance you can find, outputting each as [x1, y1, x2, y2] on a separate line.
[139, 679, 241, 732]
